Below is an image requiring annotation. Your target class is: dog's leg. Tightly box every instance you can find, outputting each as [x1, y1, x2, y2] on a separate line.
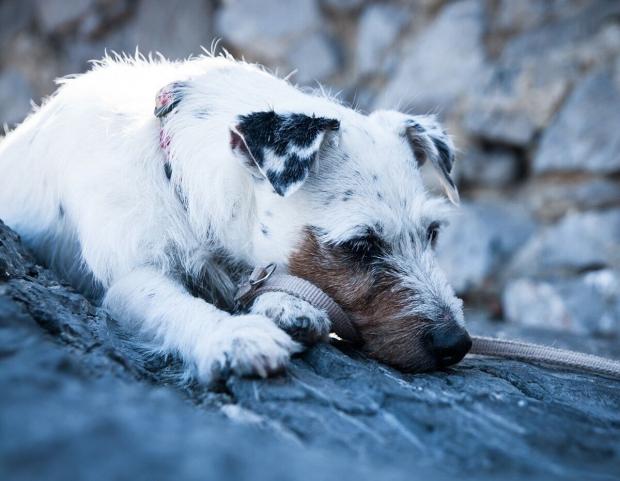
[103, 267, 300, 381]
[250, 292, 331, 345]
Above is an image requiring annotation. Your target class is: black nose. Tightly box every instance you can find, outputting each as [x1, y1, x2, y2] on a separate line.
[430, 325, 472, 367]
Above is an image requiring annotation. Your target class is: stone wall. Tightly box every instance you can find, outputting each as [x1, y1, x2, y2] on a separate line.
[1, 0, 619, 336]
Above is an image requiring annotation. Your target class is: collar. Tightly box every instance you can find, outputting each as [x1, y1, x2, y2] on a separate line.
[235, 264, 361, 344]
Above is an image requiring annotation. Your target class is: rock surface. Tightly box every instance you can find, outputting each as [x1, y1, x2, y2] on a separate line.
[436, 201, 537, 295]
[2, 221, 620, 481]
[375, 0, 488, 113]
[534, 70, 620, 174]
[503, 270, 620, 335]
[508, 208, 620, 279]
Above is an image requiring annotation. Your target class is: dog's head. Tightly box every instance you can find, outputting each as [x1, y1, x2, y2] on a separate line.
[155, 75, 469, 372]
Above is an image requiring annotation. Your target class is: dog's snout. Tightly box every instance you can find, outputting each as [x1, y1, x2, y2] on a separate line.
[429, 324, 472, 367]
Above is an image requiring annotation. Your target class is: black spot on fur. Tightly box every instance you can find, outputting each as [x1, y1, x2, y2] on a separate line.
[344, 189, 354, 197]
[260, 223, 269, 236]
[58, 204, 65, 218]
[407, 120, 425, 133]
[194, 109, 210, 119]
[376, 192, 383, 200]
[164, 162, 172, 180]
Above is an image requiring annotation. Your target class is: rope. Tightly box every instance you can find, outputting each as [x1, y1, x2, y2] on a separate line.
[470, 335, 620, 379]
[236, 265, 620, 379]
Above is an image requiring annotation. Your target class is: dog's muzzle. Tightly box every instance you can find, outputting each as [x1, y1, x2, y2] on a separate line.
[235, 264, 361, 343]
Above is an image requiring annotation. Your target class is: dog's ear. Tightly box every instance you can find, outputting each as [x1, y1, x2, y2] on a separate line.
[154, 82, 188, 118]
[230, 111, 340, 197]
[405, 115, 459, 205]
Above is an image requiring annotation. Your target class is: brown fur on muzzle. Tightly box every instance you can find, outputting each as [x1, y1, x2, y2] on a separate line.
[288, 229, 437, 372]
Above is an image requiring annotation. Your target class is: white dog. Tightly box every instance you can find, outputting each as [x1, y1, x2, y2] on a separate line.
[0, 53, 469, 381]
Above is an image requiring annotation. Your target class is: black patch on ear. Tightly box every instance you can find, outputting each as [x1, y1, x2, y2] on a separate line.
[154, 82, 187, 118]
[431, 137, 456, 189]
[232, 111, 340, 196]
[404, 117, 459, 204]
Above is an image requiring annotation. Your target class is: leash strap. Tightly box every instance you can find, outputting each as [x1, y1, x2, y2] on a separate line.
[235, 264, 361, 343]
[236, 265, 620, 378]
[471, 336, 620, 379]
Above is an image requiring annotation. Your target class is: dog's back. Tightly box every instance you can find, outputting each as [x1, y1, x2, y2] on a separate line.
[0, 57, 197, 288]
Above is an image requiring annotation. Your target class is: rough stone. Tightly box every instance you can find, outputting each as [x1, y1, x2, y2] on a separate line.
[503, 270, 620, 335]
[534, 70, 620, 174]
[122, 0, 213, 60]
[216, 0, 321, 62]
[0, 1, 34, 48]
[508, 208, 620, 279]
[491, 0, 596, 40]
[287, 33, 340, 83]
[0, 70, 35, 126]
[320, 0, 365, 11]
[1, 218, 620, 481]
[35, 0, 94, 34]
[62, 0, 213, 72]
[465, 1, 620, 146]
[356, 4, 409, 77]
[523, 178, 620, 221]
[458, 147, 521, 187]
[436, 201, 537, 294]
[375, 0, 487, 113]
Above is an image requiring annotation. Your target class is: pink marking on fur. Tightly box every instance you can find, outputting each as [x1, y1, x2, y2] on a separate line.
[156, 90, 172, 110]
[160, 129, 171, 156]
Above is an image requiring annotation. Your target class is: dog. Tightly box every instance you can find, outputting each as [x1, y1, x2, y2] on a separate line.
[0, 53, 470, 381]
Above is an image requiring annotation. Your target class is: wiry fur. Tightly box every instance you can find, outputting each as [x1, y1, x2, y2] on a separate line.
[0, 53, 466, 380]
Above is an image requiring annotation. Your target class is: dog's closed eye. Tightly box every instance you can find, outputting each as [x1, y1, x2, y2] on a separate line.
[338, 232, 385, 263]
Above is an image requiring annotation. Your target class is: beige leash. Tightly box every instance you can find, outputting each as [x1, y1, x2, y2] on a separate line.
[236, 264, 620, 379]
[470, 335, 620, 379]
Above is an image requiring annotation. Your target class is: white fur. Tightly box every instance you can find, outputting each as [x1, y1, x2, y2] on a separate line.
[0, 53, 461, 380]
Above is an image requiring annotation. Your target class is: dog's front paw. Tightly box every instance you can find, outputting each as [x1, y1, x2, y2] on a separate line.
[196, 314, 300, 381]
[250, 292, 331, 345]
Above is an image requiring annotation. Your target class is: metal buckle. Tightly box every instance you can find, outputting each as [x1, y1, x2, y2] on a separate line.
[234, 263, 277, 307]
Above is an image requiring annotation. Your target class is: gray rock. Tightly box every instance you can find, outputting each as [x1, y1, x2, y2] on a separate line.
[534, 70, 620, 174]
[0, 70, 35, 126]
[287, 33, 340, 83]
[436, 201, 537, 294]
[35, 0, 94, 34]
[356, 4, 410, 76]
[216, 0, 321, 62]
[62, 0, 213, 72]
[0, 1, 34, 47]
[458, 147, 521, 187]
[503, 270, 620, 335]
[1, 219, 620, 480]
[124, 0, 213, 60]
[320, 0, 365, 11]
[508, 208, 620, 279]
[465, 1, 620, 146]
[523, 178, 620, 221]
[492, 0, 596, 38]
[374, 0, 487, 112]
